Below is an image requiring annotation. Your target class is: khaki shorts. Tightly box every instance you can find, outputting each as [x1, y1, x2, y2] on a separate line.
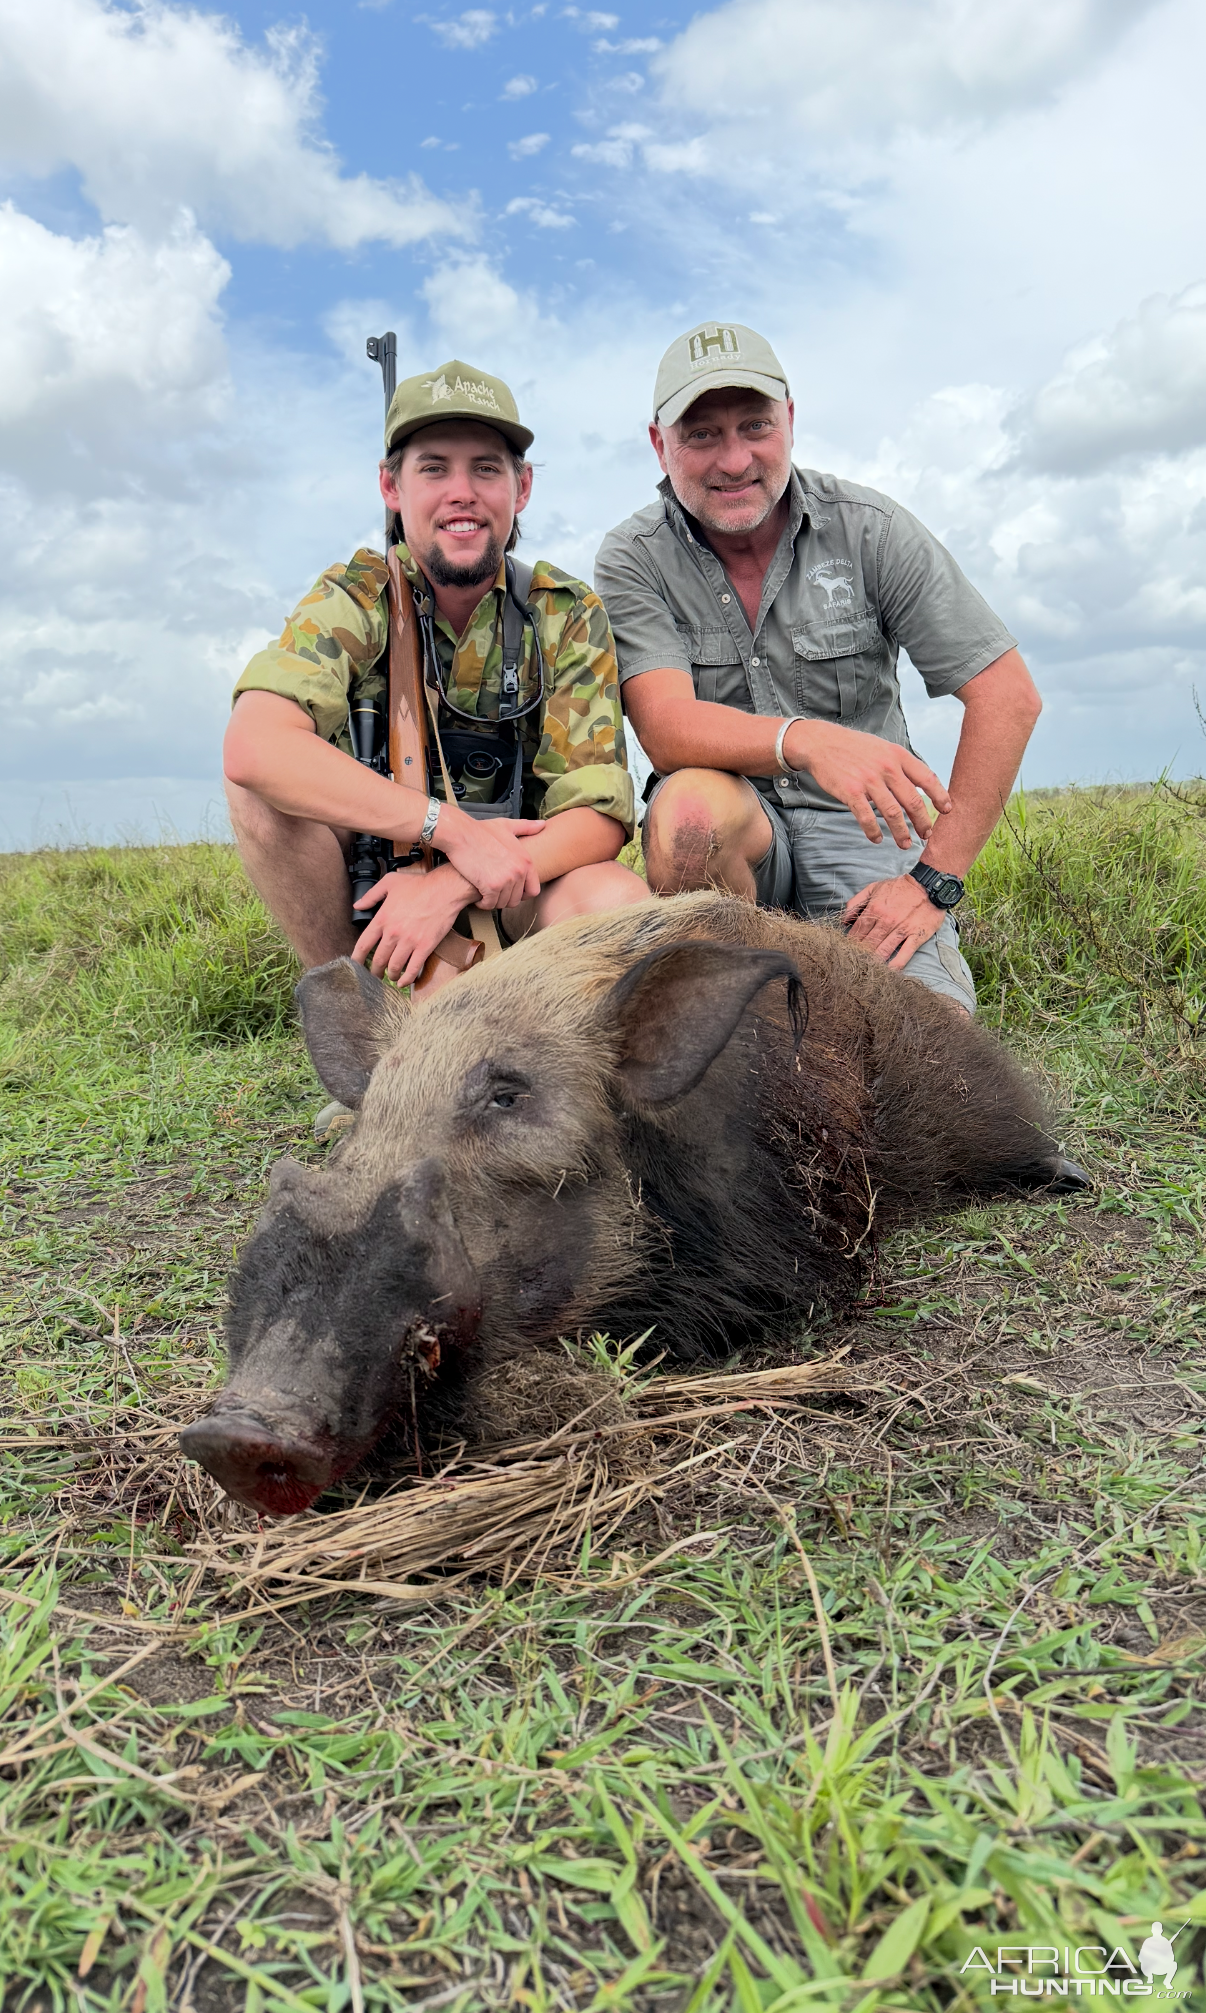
[644, 777, 976, 1014]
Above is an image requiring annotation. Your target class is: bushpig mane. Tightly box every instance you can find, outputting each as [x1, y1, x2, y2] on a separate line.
[483, 893, 1057, 1361]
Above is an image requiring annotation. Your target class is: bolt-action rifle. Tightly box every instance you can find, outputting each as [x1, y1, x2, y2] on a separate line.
[349, 331, 488, 993]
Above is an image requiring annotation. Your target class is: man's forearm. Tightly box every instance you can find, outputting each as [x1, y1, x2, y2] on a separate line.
[917, 651, 1042, 877]
[628, 676, 902, 784]
[224, 693, 429, 845]
[382, 811, 624, 919]
[519, 807, 625, 883]
[631, 688, 787, 776]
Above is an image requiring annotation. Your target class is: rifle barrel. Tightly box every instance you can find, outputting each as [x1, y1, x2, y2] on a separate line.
[348, 330, 403, 931]
[367, 331, 398, 549]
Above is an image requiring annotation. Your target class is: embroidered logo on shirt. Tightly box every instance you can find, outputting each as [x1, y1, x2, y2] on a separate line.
[688, 325, 741, 371]
[807, 558, 856, 609]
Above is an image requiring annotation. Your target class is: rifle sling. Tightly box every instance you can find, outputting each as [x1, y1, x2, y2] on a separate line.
[384, 548, 510, 980]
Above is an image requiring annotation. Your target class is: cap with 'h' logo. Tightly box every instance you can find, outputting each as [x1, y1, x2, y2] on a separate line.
[653, 322, 789, 427]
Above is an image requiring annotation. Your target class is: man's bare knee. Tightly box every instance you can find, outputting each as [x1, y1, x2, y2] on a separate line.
[645, 770, 768, 896]
[646, 777, 721, 891]
[225, 780, 349, 862]
[651, 806, 716, 892]
[225, 778, 288, 852]
[539, 861, 651, 925]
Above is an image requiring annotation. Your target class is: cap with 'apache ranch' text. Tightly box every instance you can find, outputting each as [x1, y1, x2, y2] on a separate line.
[653, 322, 790, 428]
[385, 360, 535, 456]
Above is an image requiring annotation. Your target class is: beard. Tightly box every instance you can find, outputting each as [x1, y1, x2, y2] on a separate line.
[687, 474, 783, 537]
[420, 530, 506, 591]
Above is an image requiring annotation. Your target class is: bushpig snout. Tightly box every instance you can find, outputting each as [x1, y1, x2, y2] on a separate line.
[178, 1400, 346, 1517]
[181, 1157, 482, 1515]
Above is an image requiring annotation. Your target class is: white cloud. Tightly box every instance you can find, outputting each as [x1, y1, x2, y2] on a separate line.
[571, 123, 651, 168]
[571, 123, 706, 173]
[0, 305, 392, 807]
[842, 342, 1206, 778]
[502, 73, 539, 97]
[562, 7, 620, 25]
[651, 0, 1161, 159]
[643, 138, 709, 175]
[422, 259, 534, 346]
[0, 0, 471, 249]
[1015, 282, 1206, 473]
[0, 205, 229, 439]
[428, 9, 498, 48]
[508, 132, 551, 158]
[506, 197, 576, 228]
[594, 36, 661, 53]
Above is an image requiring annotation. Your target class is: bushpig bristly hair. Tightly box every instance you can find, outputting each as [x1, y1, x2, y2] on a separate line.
[196, 893, 1070, 1511]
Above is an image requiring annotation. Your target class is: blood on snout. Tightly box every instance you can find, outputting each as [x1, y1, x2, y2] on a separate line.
[178, 1407, 355, 1516]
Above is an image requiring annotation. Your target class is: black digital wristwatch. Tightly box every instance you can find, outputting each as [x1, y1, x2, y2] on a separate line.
[909, 862, 965, 910]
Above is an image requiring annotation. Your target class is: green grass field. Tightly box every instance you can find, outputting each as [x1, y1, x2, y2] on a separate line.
[2, 786, 1205, 2011]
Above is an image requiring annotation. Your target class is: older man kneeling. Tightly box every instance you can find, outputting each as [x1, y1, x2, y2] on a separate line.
[595, 322, 1043, 1014]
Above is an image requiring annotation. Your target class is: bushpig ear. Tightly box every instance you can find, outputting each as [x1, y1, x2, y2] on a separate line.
[294, 957, 411, 1107]
[604, 940, 803, 1107]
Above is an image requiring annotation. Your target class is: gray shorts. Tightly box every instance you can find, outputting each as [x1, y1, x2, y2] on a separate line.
[645, 778, 976, 1014]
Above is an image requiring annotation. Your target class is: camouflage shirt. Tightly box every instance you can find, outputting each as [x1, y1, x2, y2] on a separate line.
[233, 544, 635, 833]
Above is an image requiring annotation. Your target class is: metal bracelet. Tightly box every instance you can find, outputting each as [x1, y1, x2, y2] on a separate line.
[419, 796, 441, 845]
[774, 715, 808, 779]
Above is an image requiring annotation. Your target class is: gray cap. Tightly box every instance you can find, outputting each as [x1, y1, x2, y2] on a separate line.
[653, 321, 789, 428]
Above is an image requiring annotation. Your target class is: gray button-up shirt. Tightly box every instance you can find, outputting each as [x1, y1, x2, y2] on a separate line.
[594, 467, 1016, 813]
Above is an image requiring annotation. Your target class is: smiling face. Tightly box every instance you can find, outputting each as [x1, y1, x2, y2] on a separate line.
[380, 419, 533, 590]
[651, 386, 795, 539]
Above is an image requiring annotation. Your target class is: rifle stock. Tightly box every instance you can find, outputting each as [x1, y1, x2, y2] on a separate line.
[385, 550, 484, 994]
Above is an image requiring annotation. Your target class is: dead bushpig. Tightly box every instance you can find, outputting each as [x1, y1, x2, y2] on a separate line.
[180, 893, 1085, 1513]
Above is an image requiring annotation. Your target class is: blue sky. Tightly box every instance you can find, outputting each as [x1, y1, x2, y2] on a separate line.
[3, 0, 1206, 845]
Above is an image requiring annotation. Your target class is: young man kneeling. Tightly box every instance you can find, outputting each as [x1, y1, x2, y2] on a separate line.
[224, 360, 648, 997]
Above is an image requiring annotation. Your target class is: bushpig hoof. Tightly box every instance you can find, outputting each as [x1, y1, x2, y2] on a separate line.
[1042, 1155, 1092, 1194]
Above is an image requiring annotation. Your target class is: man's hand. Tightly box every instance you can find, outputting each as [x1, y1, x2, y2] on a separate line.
[844, 873, 944, 967]
[784, 719, 950, 848]
[352, 865, 468, 984]
[431, 806, 545, 910]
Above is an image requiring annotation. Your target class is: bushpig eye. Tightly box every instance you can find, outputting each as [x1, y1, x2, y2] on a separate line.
[461, 1061, 530, 1117]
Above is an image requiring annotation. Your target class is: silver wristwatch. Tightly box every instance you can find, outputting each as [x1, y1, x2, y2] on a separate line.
[774, 715, 808, 778]
[419, 797, 441, 845]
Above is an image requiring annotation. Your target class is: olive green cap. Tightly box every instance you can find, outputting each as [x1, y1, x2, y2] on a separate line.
[384, 359, 534, 455]
[653, 321, 789, 428]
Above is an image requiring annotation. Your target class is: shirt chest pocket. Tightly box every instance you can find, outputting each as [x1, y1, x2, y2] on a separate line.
[792, 613, 885, 722]
[682, 625, 751, 709]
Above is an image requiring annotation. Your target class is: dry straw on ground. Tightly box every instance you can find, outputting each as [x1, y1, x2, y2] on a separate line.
[184, 1352, 865, 1615]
